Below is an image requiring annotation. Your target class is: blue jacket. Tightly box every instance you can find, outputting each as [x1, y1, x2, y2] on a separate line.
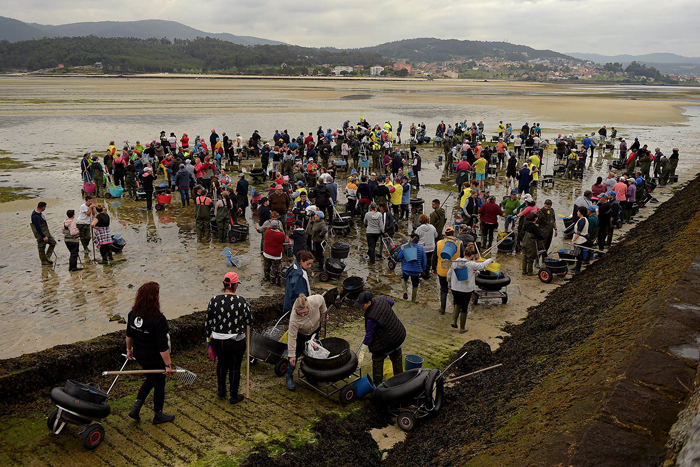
[583, 136, 593, 149]
[401, 183, 411, 204]
[397, 242, 427, 276]
[283, 260, 310, 313]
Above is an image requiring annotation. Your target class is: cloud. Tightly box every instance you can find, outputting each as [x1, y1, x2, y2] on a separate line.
[2, 0, 699, 55]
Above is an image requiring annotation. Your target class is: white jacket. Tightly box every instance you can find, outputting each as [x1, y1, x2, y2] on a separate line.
[447, 258, 494, 293]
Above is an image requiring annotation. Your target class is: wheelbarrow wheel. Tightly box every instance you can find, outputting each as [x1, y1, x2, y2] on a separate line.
[319, 272, 329, 282]
[538, 268, 553, 284]
[387, 260, 396, 270]
[501, 294, 508, 305]
[80, 423, 105, 450]
[397, 411, 416, 432]
[104, 192, 111, 199]
[47, 408, 58, 432]
[339, 384, 357, 405]
[472, 294, 479, 305]
[155, 204, 163, 211]
[274, 359, 288, 377]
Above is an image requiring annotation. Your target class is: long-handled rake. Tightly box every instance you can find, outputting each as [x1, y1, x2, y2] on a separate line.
[102, 366, 197, 385]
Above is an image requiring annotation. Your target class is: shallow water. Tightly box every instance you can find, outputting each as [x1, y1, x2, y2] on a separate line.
[0, 77, 699, 358]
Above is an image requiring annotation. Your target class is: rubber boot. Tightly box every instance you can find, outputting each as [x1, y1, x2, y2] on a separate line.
[128, 399, 144, 421]
[411, 288, 418, 304]
[451, 304, 460, 328]
[459, 312, 468, 334]
[38, 249, 53, 266]
[69, 254, 79, 271]
[527, 260, 533, 275]
[439, 290, 448, 315]
[286, 362, 296, 391]
[152, 411, 175, 425]
[402, 280, 408, 300]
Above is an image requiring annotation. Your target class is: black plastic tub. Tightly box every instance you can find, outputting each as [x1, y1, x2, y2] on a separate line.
[544, 259, 568, 274]
[330, 243, 350, 259]
[230, 224, 249, 241]
[303, 337, 352, 371]
[325, 258, 346, 275]
[64, 380, 109, 404]
[409, 198, 424, 213]
[342, 276, 364, 300]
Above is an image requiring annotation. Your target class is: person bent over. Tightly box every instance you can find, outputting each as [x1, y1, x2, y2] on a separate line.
[355, 291, 406, 385]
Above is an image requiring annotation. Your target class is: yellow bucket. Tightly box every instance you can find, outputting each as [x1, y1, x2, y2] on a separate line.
[478, 258, 501, 274]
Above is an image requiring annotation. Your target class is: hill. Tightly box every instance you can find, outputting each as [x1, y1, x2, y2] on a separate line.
[0, 36, 383, 74]
[0, 16, 283, 47]
[0, 16, 48, 42]
[358, 37, 573, 62]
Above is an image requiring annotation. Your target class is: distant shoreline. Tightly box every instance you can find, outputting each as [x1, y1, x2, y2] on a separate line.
[2, 72, 698, 87]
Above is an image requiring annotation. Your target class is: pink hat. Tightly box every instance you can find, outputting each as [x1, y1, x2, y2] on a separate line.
[275, 184, 283, 190]
[223, 272, 240, 285]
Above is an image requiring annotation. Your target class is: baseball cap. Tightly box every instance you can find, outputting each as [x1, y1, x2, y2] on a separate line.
[587, 205, 598, 211]
[354, 291, 373, 308]
[222, 272, 240, 285]
[315, 210, 324, 219]
[294, 220, 303, 227]
[510, 189, 518, 195]
[445, 227, 455, 235]
[275, 184, 283, 190]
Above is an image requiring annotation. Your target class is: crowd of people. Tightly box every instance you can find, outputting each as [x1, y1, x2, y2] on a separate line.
[30, 117, 685, 410]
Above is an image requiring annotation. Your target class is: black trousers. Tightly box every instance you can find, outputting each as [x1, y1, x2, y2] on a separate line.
[367, 233, 381, 264]
[212, 338, 246, 397]
[66, 240, 79, 270]
[145, 190, 153, 210]
[136, 358, 166, 412]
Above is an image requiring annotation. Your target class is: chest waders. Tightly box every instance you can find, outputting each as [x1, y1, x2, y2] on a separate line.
[195, 197, 211, 241]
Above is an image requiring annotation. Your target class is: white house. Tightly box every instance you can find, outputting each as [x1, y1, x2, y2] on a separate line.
[332, 66, 354, 76]
[370, 66, 385, 76]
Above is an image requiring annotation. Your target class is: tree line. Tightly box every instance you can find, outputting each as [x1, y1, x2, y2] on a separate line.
[0, 36, 385, 74]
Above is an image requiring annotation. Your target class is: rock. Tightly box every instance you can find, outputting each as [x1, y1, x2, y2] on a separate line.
[109, 313, 126, 324]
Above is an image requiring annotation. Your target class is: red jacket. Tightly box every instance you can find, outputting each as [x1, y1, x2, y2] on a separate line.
[478, 202, 504, 224]
[263, 228, 287, 258]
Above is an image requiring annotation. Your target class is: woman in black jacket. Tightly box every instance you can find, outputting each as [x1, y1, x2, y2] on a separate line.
[126, 282, 174, 425]
[206, 272, 254, 404]
[140, 166, 157, 210]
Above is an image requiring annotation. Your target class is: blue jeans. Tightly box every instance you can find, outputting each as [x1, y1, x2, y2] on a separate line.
[179, 188, 190, 206]
[505, 215, 517, 231]
[82, 172, 92, 183]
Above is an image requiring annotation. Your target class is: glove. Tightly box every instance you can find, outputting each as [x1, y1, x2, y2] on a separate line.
[357, 344, 368, 367]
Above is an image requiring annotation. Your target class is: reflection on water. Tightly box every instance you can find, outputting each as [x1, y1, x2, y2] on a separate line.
[0, 78, 698, 358]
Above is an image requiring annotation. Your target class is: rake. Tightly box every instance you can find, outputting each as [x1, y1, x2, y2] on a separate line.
[102, 366, 197, 385]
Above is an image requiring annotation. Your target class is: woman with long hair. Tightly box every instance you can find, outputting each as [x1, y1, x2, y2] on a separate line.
[125, 282, 175, 425]
[205, 272, 254, 404]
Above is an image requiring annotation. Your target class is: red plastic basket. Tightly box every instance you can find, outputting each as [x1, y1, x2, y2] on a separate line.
[156, 194, 172, 205]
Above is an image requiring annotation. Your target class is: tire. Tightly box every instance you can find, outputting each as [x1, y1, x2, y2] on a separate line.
[49, 388, 111, 419]
[47, 408, 58, 432]
[539, 268, 553, 284]
[473, 294, 479, 305]
[80, 423, 105, 450]
[339, 384, 357, 405]
[104, 193, 111, 199]
[300, 351, 358, 383]
[274, 359, 288, 377]
[502, 295, 508, 305]
[397, 411, 416, 432]
[388, 260, 396, 270]
[319, 272, 329, 282]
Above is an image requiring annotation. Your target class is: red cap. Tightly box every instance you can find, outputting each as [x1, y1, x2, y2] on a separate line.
[275, 184, 283, 190]
[223, 272, 240, 285]
[212, 129, 216, 132]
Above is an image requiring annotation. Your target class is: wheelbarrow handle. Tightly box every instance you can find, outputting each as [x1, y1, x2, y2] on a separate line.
[439, 350, 469, 378]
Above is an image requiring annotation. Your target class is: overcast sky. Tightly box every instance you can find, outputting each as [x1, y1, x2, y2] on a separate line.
[3, 0, 699, 56]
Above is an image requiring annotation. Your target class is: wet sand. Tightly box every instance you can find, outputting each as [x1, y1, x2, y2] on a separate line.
[0, 77, 699, 358]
